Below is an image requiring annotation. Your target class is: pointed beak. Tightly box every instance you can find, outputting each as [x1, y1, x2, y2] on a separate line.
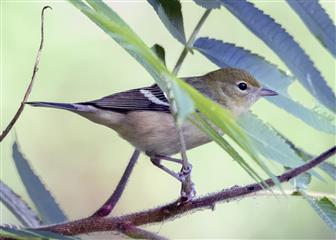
[259, 88, 278, 97]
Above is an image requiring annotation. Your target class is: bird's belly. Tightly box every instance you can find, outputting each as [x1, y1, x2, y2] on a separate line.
[116, 111, 212, 156]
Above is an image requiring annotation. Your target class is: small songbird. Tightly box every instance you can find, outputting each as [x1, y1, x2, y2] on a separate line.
[27, 68, 277, 181]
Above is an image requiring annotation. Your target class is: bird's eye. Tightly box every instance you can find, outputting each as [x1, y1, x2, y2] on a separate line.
[238, 82, 248, 91]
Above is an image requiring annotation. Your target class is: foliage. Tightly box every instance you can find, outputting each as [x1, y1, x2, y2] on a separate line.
[12, 142, 67, 224]
[148, 0, 186, 44]
[220, 0, 335, 113]
[1, 0, 335, 239]
[287, 0, 336, 57]
[0, 225, 79, 240]
[69, 0, 276, 186]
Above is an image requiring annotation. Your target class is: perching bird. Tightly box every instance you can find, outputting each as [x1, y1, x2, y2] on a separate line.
[27, 68, 277, 181]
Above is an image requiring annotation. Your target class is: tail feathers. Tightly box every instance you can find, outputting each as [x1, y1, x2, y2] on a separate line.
[26, 101, 88, 112]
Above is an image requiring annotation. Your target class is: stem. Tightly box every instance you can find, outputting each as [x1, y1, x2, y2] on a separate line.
[0, 6, 51, 142]
[172, 9, 211, 198]
[91, 150, 140, 217]
[173, 9, 211, 75]
[38, 146, 336, 236]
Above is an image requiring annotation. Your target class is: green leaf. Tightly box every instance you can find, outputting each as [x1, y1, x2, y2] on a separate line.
[191, 113, 267, 185]
[194, 38, 335, 134]
[287, 0, 336, 57]
[69, 0, 194, 124]
[290, 172, 312, 190]
[267, 96, 335, 134]
[12, 142, 67, 224]
[70, 0, 278, 187]
[220, 0, 336, 113]
[1, 226, 41, 240]
[148, 0, 186, 44]
[151, 44, 166, 66]
[0, 180, 41, 227]
[319, 162, 336, 180]
[279, 135, 336, 180]
[193, 0, 221, 9]
[238, 113, 306, 168]
[239, 113, 321, 180]
[300, 192, 336, 230]
[178, 80, 280, 188]
[0, 225, 78, 240]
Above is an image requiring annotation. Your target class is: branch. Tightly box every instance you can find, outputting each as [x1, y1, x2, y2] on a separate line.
[173, 9, 211, 75]
[91, 150, 140, 217]
[173, 9, 212, 198]
[0, 6, 51, 142]
[37, 146, 336, 236]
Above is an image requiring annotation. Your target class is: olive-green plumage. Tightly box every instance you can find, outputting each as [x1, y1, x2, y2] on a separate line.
[27, 67, 277, 157]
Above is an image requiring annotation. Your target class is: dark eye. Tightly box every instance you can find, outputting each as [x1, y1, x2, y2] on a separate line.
[238, 82, 248, 91]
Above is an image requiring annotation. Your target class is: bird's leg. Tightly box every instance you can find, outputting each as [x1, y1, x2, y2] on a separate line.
[150, 155, 192, 182]
[158, 155, 193, 182]
[151, 155, 196, 200]
[156, 155, 183, 164]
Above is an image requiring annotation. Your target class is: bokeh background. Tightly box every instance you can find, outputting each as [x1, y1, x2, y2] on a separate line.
[1, 0, 335, 239]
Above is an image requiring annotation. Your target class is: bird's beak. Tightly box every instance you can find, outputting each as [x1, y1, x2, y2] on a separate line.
[259, 88, 278, 97]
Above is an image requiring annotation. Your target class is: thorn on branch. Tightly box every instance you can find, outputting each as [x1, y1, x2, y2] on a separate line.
[210, 203, 216, 211]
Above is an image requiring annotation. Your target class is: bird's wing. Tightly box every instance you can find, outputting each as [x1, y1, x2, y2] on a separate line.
[80, 84, 171, 113]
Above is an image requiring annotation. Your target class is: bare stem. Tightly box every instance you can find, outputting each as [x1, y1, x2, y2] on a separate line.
[0, 6, 51, 142]
[172, 9, 211, 198]
[173, 9, 211, 75]
[91, 150, 140, 217]
[37, 146, 336, 236]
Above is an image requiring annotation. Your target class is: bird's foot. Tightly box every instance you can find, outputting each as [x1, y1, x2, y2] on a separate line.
[179, 163, 195, 201]
[177, 163, 192, 182]
[150, 155, 196, 200]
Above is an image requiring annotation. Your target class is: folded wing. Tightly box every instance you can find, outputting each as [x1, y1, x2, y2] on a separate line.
[80, 84, 171, 113]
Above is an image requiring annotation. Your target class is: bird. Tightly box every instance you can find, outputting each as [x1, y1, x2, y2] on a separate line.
[26, 67, 277, 182]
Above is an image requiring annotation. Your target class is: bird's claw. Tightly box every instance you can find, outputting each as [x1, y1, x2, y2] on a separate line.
[178, 163, 192, 181]
[178, 163, 195, 201]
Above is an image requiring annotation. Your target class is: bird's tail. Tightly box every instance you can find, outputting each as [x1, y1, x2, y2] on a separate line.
[25, 101, 88, 112]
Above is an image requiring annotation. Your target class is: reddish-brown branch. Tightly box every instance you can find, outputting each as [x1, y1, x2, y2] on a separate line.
[0, 6, 51, 142]
[36, 145, 336, 236]
[92, 149, 140, 217]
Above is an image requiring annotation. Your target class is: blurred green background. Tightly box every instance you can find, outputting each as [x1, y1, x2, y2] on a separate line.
[1, 0, 335, 239]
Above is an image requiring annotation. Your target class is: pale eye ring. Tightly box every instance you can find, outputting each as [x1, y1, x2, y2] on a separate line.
[237, 82, 248, 91]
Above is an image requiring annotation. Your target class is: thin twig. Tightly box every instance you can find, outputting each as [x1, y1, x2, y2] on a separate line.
[37, 146, 336, 236]
[91, 150, 140, 217]
[173, 9, 211, 75]
[172, 9, 212, 198]
[0, 6, 51, 142]
[178, 128, 194, 199]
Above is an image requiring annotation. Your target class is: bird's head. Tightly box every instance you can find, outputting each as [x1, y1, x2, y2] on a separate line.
[202, 68, 277, 116]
